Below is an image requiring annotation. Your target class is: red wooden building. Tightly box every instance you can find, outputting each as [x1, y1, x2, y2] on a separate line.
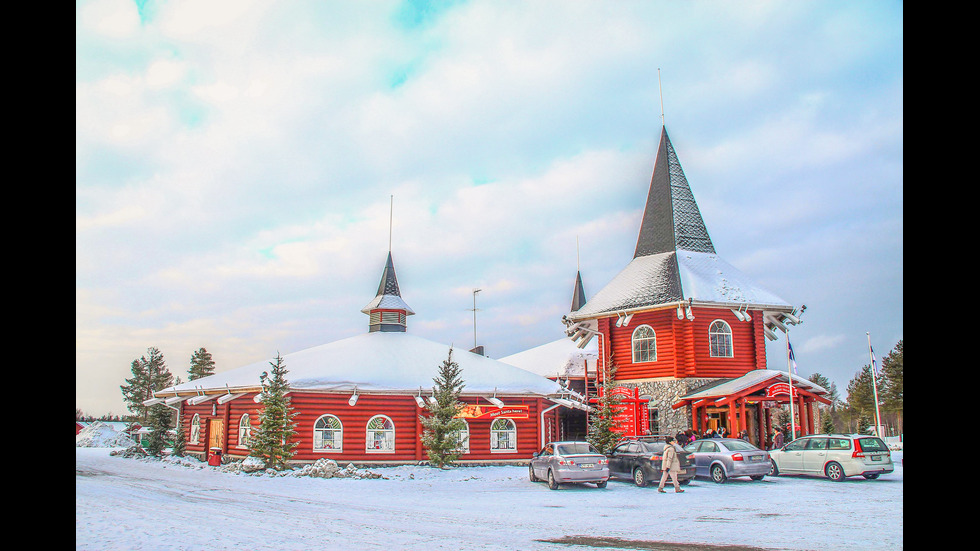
[149, 252, 584, 465]
[561, 126, 827, 448]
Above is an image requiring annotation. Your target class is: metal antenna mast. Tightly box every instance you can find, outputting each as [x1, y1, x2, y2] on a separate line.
[469, 289, 482, 349]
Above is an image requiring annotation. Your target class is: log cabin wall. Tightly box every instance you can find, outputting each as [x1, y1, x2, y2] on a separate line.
[186, 393, 549, 464]
[602, 307, 766, 382]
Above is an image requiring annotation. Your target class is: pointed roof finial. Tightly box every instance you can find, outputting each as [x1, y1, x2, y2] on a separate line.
[658, 67, 665, 127]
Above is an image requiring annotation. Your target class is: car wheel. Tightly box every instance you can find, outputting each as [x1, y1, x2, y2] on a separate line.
[547, 470, 560, 490]
[710, 464, 727, 484]
[596, 480, 608, 489]
[529, 464, 538, 482]
[826, 461, 846, 482]
[679, 478, 691, 486]
[769, 460, 780, 476]
[633, 467, 647, 487]
[750, 475, 765, 481]
[863, 473, 880, 480]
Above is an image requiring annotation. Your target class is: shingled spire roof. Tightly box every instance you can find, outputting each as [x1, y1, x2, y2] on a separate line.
[362, 251, 414, 332]
[634, 126, 715, 258]
[570, 271, 587, 313]
[568, 126, 793, 322]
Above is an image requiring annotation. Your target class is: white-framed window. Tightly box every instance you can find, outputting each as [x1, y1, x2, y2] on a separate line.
[366, 415, 395, 453]
[190, 414, 201, 444]
[452, 420, 470, 454]
[237, 414, 252, 449]
[709, 320, 734, 357]
[490, 418, 517, 453]
[631, 325, 657, 363]
[313, 414, 344, 452]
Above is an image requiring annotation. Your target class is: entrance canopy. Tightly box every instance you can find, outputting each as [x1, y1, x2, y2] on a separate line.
[672, 369, 832, 448]
[673, 369, 831, 410]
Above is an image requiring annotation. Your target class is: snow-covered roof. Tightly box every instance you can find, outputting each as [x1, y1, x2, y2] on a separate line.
[497, 337, 598, 380]
[158, 332, 563, 398]
[570, 250, 792, 320]
[679, 369, 829, 402]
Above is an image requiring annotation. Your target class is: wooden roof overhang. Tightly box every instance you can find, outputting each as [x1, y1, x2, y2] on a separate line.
[671, 371, 832, 410]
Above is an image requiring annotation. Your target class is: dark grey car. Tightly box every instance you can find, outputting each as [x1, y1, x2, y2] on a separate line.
[607, 439, 695, 487]
[529, 441, 609, 490]
[683, 438, 770, 483]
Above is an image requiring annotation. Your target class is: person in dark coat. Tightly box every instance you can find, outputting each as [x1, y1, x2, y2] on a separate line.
[676, 431, 689, 446]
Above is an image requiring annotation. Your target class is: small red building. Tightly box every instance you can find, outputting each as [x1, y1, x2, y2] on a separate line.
[149, 252, 582, 465]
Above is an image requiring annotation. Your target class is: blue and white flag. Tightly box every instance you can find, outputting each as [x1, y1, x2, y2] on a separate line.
[788, 339, 798, 375]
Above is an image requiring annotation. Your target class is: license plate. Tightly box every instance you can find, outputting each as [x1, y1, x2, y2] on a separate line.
[581, 464, 594, 468]
[749, 456, 763, 462]
[871, 456, 881, 462]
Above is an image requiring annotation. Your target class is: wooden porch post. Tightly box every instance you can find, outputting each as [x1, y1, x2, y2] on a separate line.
[728, 402, 738, 435]
[797, 395, 807, 436]
[739, 400, 747, 437]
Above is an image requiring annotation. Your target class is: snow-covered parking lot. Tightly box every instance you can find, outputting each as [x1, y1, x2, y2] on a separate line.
[76, 447, 902, 550]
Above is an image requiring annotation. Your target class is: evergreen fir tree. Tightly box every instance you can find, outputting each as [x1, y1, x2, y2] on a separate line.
[188, 347, 216, 381]
[586, 353, 624, 455]
[419, 348, 467, 468]
[879, 339, 903, 433]
[144, 404, 173, 457]
[249, 353, 299, 470]
[120, 347, 174, 423]
[172, 417, 187, 457]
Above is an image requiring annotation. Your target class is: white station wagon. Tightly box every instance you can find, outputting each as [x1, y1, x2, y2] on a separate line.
[769, 434, 894, 481]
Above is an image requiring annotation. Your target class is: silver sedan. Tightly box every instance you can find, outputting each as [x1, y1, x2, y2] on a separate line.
[529, 441, 609, 490]
[683, 438, 771, 483]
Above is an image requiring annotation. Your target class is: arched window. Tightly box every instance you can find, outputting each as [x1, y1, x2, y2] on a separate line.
[452, 420, 470, 454]
[709, 320, 734, 357]
[313, 414, 343, 452]
[237, 414, 252, 448]
[190, 414, 201, 444]
[490, 418, 517, 453]
[366, 415, 395, 453]
[631, 325, 657, 363]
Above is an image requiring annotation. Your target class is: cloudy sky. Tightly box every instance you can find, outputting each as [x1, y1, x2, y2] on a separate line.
[76, 0, 903, 417]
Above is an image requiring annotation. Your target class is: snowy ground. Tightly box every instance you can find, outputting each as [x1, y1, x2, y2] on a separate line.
[76, 447, 902, 551]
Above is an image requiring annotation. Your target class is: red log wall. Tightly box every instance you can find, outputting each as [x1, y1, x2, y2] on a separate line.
[599, 306, 765, 381]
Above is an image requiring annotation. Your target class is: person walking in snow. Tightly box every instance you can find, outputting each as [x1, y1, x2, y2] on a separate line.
[657, 436, 685, 493]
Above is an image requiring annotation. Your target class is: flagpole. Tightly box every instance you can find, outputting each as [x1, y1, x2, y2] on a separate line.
[867, 332, 883, 437]
[786, 335, 796, 441]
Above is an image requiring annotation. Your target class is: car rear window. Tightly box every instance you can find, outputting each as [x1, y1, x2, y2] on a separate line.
[724, 440, 759, 451]
[640, 442, 666, 453]
[858, 437, 888, 452]
[557, 443, 600, 455]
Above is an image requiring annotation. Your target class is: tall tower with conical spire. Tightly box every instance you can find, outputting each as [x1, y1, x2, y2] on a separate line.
[361, 251, 414, 332]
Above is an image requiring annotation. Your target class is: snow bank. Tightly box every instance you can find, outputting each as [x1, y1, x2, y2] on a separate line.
[75, 421, 135, 448]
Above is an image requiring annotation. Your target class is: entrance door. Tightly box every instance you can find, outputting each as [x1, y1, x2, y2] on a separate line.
[208, 419, 224, 451]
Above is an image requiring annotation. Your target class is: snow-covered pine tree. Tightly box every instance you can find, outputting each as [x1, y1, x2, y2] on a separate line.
[586, 352, 625, 455]
[249, 353, 299, 470]
[420, 348, 467, 468]
[145, 403, 173, 457]
[188, 347, 216, 380]
[121, 347, 174, 423]
[172, 417, 187, 457]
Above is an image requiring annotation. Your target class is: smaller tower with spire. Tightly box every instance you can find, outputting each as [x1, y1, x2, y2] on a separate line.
[361, 251, 414, 333]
